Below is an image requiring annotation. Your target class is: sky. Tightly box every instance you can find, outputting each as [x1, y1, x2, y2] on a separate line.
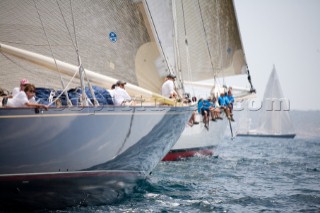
[228, 0, 320, 111]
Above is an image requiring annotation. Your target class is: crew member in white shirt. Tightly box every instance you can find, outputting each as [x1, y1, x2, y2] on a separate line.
[108, 84, 116, 104]
[161, 73, 177, 99]
[7, 84, 48, 109]
[113, 80, 132, 106]
[12, 79, 29, 97]
[2, 79, 35, 106]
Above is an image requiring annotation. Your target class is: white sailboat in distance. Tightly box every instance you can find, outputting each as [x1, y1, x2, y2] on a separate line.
[237, 65, 296, 138]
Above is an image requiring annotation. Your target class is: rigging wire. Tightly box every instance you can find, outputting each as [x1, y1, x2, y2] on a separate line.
[246, 65, 256, 93]
[144, 0, 174, 76]
[31, 0, 75, 106]
[180, 0, 195, 97]
[60, 0, 97, 106]
[56, 0, 77, 51]
[197, 0, 224, 98]
[229, 1, 256, 93]
[33, 0, 75, 106]
[215, 0, 225, 86]
[68, 0, 86, 106]
[172, 0, 185, 95]
[54, 0, 79, 106]
[0, 51, 36, 74]
[68, 0, 98, 106]
[199, 0, 234, 137]
[144, 0, 183, 100]
[47, 69, 79, 107]
[32, 0, 61, 83]
[197, 0, 216, 79]
[34, 0, 99, 107]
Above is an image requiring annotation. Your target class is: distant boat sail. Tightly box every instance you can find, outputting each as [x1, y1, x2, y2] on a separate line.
[237, 65, 296, 138]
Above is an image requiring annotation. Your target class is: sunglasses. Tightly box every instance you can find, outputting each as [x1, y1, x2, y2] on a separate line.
[28, 90, 35, 93]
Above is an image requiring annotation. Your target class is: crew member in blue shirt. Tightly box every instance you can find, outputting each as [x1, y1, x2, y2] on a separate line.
[198, 98, 212, 129]
[218, 92, 232, 121]
[226, 88, 235, 121]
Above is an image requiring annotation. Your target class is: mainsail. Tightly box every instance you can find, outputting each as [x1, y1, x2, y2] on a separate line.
[0, 0, 170, 98]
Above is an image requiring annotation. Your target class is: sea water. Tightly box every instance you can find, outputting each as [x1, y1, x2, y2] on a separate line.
[43, 111, 320, 212]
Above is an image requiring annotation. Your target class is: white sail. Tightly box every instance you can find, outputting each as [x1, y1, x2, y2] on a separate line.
[0, 0, 168, 97]
[160, 0, 253, 160]
[174, 0, 247, 82]
[256, 66, 295, 135]
[143, 0, 187, 96]
[144, 0, 176, 76]
[237, 66, 295, 138]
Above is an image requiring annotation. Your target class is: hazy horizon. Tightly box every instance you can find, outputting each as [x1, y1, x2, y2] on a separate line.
[233, 0, 320, 111]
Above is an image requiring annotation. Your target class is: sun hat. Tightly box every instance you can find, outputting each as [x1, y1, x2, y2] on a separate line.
[20, 79, 29, 85]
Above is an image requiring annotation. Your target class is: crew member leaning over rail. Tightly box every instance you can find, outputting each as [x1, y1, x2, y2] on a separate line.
[6, 84, 48, 110]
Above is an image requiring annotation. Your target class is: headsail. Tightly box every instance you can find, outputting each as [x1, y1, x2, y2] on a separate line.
[143, 0, 186, 96]
[143, 0, 251, 100]
[174, 0, 247, 82]
[144, 0, 175, 76]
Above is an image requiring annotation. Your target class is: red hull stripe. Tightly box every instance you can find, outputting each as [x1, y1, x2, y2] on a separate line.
[162, 147, 214, 161]
[0, 170, 141, 182]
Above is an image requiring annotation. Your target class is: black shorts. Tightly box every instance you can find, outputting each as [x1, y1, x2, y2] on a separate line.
[201, 108, 210, 116]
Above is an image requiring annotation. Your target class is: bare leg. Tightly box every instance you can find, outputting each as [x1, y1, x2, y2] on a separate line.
[203, 111, 209, 130]
[210, 108, 216, 121]
[192, 112, 199, 124]
[188, 111, 199, 126]
[225, 107, 231, 120]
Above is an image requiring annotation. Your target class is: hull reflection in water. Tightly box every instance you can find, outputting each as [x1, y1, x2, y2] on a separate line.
[0, 171, 141, 211]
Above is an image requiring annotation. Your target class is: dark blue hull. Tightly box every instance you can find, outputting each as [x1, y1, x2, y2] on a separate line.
[0, 170, 142, 211]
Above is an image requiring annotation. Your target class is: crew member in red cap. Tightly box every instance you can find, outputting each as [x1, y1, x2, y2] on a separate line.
[2, 79, 32, 106]
[12, 79, 30, 97]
